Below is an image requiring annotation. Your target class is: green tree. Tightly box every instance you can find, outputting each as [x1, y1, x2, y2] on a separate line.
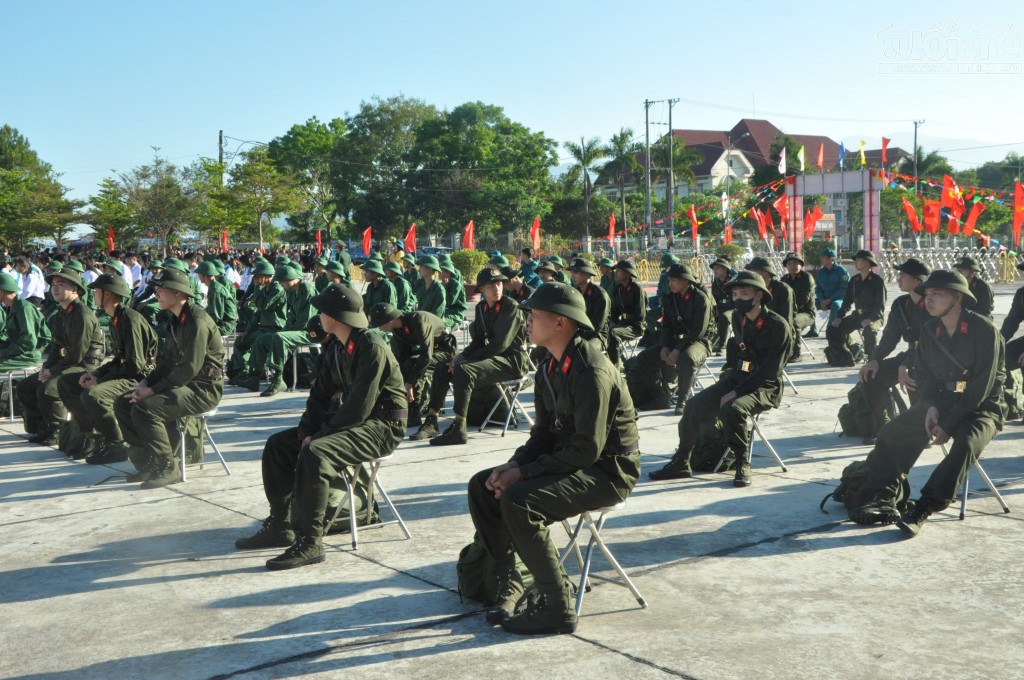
[117, 151, 202, 256]
[562, 136, 604, 244]
[222, 146, 302, 249]
[86, 177, 137, 245]
[748, 134, 806, 188]
[600, 128, 643, 236]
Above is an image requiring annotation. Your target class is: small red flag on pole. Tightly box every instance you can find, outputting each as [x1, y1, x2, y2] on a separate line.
[221, 230, 229, 253]
[404, 223, 417, 253]
[362, 226, 372, 256]
[687, 204, 699, 243]
[1013, 181, 1024, 247]
[530, 216, 541, 250]
[962, 200, 986, 237]
[817, 143, 824, 169]
[901, 196, 923, 232]
[922, 199, 942, 234]
[881, 137, 891, 164]
[463, 220, 475, 250]
[107, 226, 115, 253]
[315, 229, 322, 255]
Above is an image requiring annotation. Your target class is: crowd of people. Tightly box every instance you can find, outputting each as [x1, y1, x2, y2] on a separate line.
[2, 239, 1021, 637]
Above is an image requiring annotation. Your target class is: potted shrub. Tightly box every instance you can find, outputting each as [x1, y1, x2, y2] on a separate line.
[451, 249, 490, 298]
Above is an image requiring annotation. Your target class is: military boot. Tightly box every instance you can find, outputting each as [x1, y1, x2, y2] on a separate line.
[896, 499, 932, 538]
[326, 502, 381, 535]
[406, 403, 422, 429]
[501, 586, 577, 635]
[69, 434, 103, 460]
[85, 441, 129, 465]
[260, 372, 286, 397]
[636, 388, 670, 412]
[238, 373, 262, 393]
[430, 419, 468, 446]
[485, 559, 526, 625]
[236, 515, 295, 549]
[850, 496, 901, 526]
[409, 414, 439, 441]
[648, 452, 693, 481]
[27, 428, 58, 446]
[673, 393, 687, 416]
[266, 536, 325, 571]
[139, 456, 181, 489]
[733, 459, 752, 487]
[126, 446, 154, 482]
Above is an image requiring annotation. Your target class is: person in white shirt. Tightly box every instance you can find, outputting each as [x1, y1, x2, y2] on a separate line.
[126, 252, 142, 289]
[15, 258, 45, 305]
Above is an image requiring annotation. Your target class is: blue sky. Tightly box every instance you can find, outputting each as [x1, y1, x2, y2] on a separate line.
[4, 0, 1022, 208]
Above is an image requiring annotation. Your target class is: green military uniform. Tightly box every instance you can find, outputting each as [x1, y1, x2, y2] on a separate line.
[439, 257, 467, 330]
[627, 263, 715, 411]
[853, 271, 1006, 536]
[229, 261, 287, 379]
[954, 256, 994, 319]
[565, 259, 609, 350]
[547, 255, 570, 285]
[999, 262, 1024, 419]
[709, 258, 737, 354]
[198, 261, 239, 336]
[860, 258, 932, 440]
[154, 258, 204, 336]
[826, 250, 886, 366]
[57, 275, 158, 462]
[0, 279, 47, 370]
[385, 262, 417, 312]
[467, 282, 640, 634]
[129, 261, 164, 326]
[597, 257, 616, 297]
[361, 259, 398, 311]
[313, 257, 331, 294]
[261, 284, 408, 570]
[18, 270, 104, 439]
[651, 272, 792, 485]
[402, 253, 420, 288]
[780, 253, 816, 360]
[414, 255, 447, 319]
[247, 266, 317, 396]
[607, 260, 647, 366]
[114, 269, 225, 487]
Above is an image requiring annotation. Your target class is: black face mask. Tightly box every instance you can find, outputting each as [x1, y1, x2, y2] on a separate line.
[733, 298, 755, 315]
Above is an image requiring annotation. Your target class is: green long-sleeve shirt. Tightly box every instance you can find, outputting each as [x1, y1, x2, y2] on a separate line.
[838, 271, 886, 324]
[463, 295, 528, 366]
[297, 339, 344, 441]
[727, 307, 793, 407]
[610, 280, 646, 333]
[145, 302, 225, 394]
[205, 278, 239, 336]
[781, 270, 816, 317]
[245, 282, 287, 333]
[391, 274, 417, 313]
[415, 279, 446, 319]
[390, 311, 447, 385]
[43, 300, 105, 375]
[285, 281, 316, 331]
[94, 306, 158, 382]
[0, 297, 47, 364]
[442, 275, 467, 329]
[510, 335, 640, 482]
[660, 285, 715, 352]
[363, 279, 397, 311]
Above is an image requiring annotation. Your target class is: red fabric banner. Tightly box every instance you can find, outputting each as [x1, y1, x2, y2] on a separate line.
[404, 223, 417, 253]
[817, 143, 824, 169]
[530, 216, 541, 250]
[962, 201, 986, 236]
[315, 229, 322, 255]
[463, 220, 475, 250]
[947, 216, 960, 235]
[362, 226, 372, 256]
[881, 137, 891, 163]
[922, 199, 942, 234]
[107, 226, 115, 252]
[607, 213, 616, 247]
[1014, 181, 1024, 247]
[804, 205, 824, 240]
[687, 205, 699, 243]
[222, 230, 229, 253]
[772, 195, 789, 224]
[901, 196, 923, 232]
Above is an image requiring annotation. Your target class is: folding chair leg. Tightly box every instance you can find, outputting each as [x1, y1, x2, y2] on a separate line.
[751, 419, 787, 472]
[582, 513, 646, 611]
[800, 334, 816, 360]
[371, 477, 413, 539]
[478, 391, 505, 433]
[972, 461, 1011, 514]
[783, 369, 799, 395]
[7, 373, 14, 423]
[202, 417, 232, 476]
[179, 426, 188, 483]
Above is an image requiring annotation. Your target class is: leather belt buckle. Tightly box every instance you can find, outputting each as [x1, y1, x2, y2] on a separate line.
[740, 360, 753, 372]
[954, 381, 967, 393]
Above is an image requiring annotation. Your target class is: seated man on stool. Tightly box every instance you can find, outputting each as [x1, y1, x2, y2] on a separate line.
[780, 252, 816, 361]
[114, 268, 225, 488]
[17, 269, 104, 445]
[413, 267, 529, 446]
[851, 270, 1006, 537]
[826, 249, 885, 366]
[57, 274, 158, 463]
[467, 282, 641, 635]
[0, 271, 47, 373]
[811, 246, 849, 337]
[607, 260, 646, 367]
[649, 271, 792, 487]
[258, 283, 407, 570]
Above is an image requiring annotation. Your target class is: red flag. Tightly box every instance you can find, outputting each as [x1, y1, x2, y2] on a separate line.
[752, 207, 767, 239]
[1014, 181, 1024, 247]
[881, 137, 891, 163]
[764, 207, 777, 241]
[804, 205, 824, 240]
[362, 226, 372, 256]
[724, 223, 733, 244]
[530, 216, 541, 250]
[107, 226, 115, 252]
[816, 143, 824, 169]
[772, 194, 789, 224]
[687, 205, 699, 243]
[404, 223, 417, 253]
[607, 213, 616, 246]
[901, 196, 923, 232]
[922, 199, 942, 234]
[947, 216, 960, 235]
[463, 220, 475, 250]
[962, 201, 987, 237]
[315, 229, 322, 255]
[940, 175, 965, 219]
[221, 230, 229, 253]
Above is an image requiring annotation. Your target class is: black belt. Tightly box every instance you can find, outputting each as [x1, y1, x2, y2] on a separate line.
[737, 360, 758, 373]
[941, 381, 968, 394]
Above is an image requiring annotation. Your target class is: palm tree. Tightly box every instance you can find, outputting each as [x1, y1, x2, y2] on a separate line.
[601, 128, 643, 237]
[563, 136, 605, 244]
[642, 135, 701, 235]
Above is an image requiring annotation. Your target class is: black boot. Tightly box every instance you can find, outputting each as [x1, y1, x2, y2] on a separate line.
[896, 499, 932, 538]
[406, 403, 422, 429]
[85, 441, 129, 465]
[409, 414, 439, 441]
[485, 559, 526, 625]
[648, 452, 693, 481]
[69, 434, 104, 460]
[733, 460, 752, 487]
[27, 428, 57, 446]
[260, 372, 286, 397]
[236, 516, 296, 549]
[266, 536, 325, 571]
[430, 419, 468, 446]
[851, 496, 901, 525]
[501, 587, 577, 635]
[139, 456, 181, 489]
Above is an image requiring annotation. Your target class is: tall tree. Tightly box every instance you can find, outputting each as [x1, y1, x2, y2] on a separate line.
[117, 151, 201, 256]
[600, 128, 642, 235]
[222, 146, 302, 250]
[563, 136, 604, 245]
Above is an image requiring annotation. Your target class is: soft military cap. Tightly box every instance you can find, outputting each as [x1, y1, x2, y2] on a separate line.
[894, 258, 931, 280]
[567, 258, 597, 277]
[273, 264, 302, 282]
[311, 282, 368, 328]
[853, 249, 878, 266]
[723, 270, 773, 304]
[821, 247, 837, 258]
[0, 272, 19, 293]
[89, 273, 132, 298]
[781, 252, 804, 266]
[153, 268, 193, 295]
[666, 263, 699, 284]
[915, 270, 977, 307]
[476, 266, 508, 287]
[367, 302, 403, 328]
[306, 316, 330, 344]
[745, 257, 778, 277]
[522, 282, 593, 331]
[195, 261, 219, 276]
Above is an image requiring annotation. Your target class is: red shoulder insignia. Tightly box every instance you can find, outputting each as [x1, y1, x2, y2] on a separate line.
[346, 338, 356, 355]
[561, 355, 572, 374]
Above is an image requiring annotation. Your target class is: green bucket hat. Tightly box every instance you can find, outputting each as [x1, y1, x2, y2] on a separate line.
[501, 266, 523, 280]
[666, 263, 699, 284]
[566, 258, 597, 277]
[745, 257, 777, 278]
[0, 272, 20, 293]
[953, 255, 982, 273]
[89, 273, 132, 299]
[476, 266, 509, 287]
[369, 252, 384, 262]
[710, 257, 733, 272]
[521, 282, 594, 331]
[195, 261, 219, 277]
[274, 255, 291, 266]
[403, 253, 417, 265]
[723, 270, 773, 305]
[535, 260, 557, 275]
[102, 258, 122, 272]
[547, 255, 565, 268]
[489, 254, 510, 268]
[781, 252, 804, 266]
[852, 249, 878, 266]
[660, 252, 680, 267]
[416, 255, 441, 272]
[367, 302, 403, 328]
[613, 259, 638, 279]
[325, 260, 347, 277]
[63, 260, 85, 274]
[315, 256, 330, 268]
[273, 264, 302, 282]
[45, 261, 64, 276]
[894, 258, 931, 280]
[152, 269, 193, 296]
[149, 259, 164, 270]
[311, 283, 367, 328]
[361, 259, 385, 276]
[163, 257, 189, 274]
[915, 270, 976, 307]
[252, 260, 276, 276]
[51, 270, 86, 295]
[438, 256, 458, 276]
[597, 257, 615, 269]
[213, 259, 226, 275]
[383, 261, 403, 275]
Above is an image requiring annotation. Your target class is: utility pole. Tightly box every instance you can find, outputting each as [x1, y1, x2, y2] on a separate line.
[644, 100, 653, 253]
[218, 130, 225, 186]
[666, 98, 679, 246]
[912, 120, 924, 196]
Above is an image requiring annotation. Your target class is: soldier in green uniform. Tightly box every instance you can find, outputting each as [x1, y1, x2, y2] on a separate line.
[312, 257, 331, 293]
[402, 252, 419, 287]
[413, 267, 529, 445]
[851, 270, 1006, 537]
[438, 254, 467, 330]
[745, 257, 794, 344]
[0, 272, 47, 370]
[113, 268, 225, 488]
[709, 257, 736, 355]
[607, 260, 647, 366]
[129, 259, 163, 325]
[196, 261, 239, 336]
[999, 261, 1024, 420]
[228, 259, 286, 382]
[414, 255, 447, 319]
[566, 257, 609, 350]
[597, 257, 616, 296]
[361, 259, 397, 310]
[649, 271, 792, 487]
[547, 255, 570, 285]
[826, 249, 886, 367]
[780, 252, 816, 361]
[954, 255, 994, 318]
[324, 259, 349, 286]
[627, 263, 715, 414]
[57, 274, 158, 463]
[369, 302, 450, 428]
[650, 252, 679, 325]
[242, 264, 316, 397]
[467, 282, 641, 635]
[535, 260, 557, 284]
[254, 283, 407, 570]
[162, 257, 204, 305]
[18, 270, 105, 445]
[40, 261, 63, 321]
[384, 261, 416, 312]
[858, 258, 932, 444]
[503, 266, 534, 304]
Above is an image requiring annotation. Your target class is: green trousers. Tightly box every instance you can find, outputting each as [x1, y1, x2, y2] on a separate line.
[428, 355, 523, 418]
[17, 367, 87, 433]
[467, 453, 640, 598]
[608, 325, 642, 365]
[249, 330, 310, 375]
[229, 330, 273, 377]
[865, 400, 1001, 511]
[676, 372, 775, 462]
[627, 342, 709, 405]
[113, 383, 221, 471]
[826, 316, 879, 365]
[0, 354, 42, 372]
[57, 375, 138, 442]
